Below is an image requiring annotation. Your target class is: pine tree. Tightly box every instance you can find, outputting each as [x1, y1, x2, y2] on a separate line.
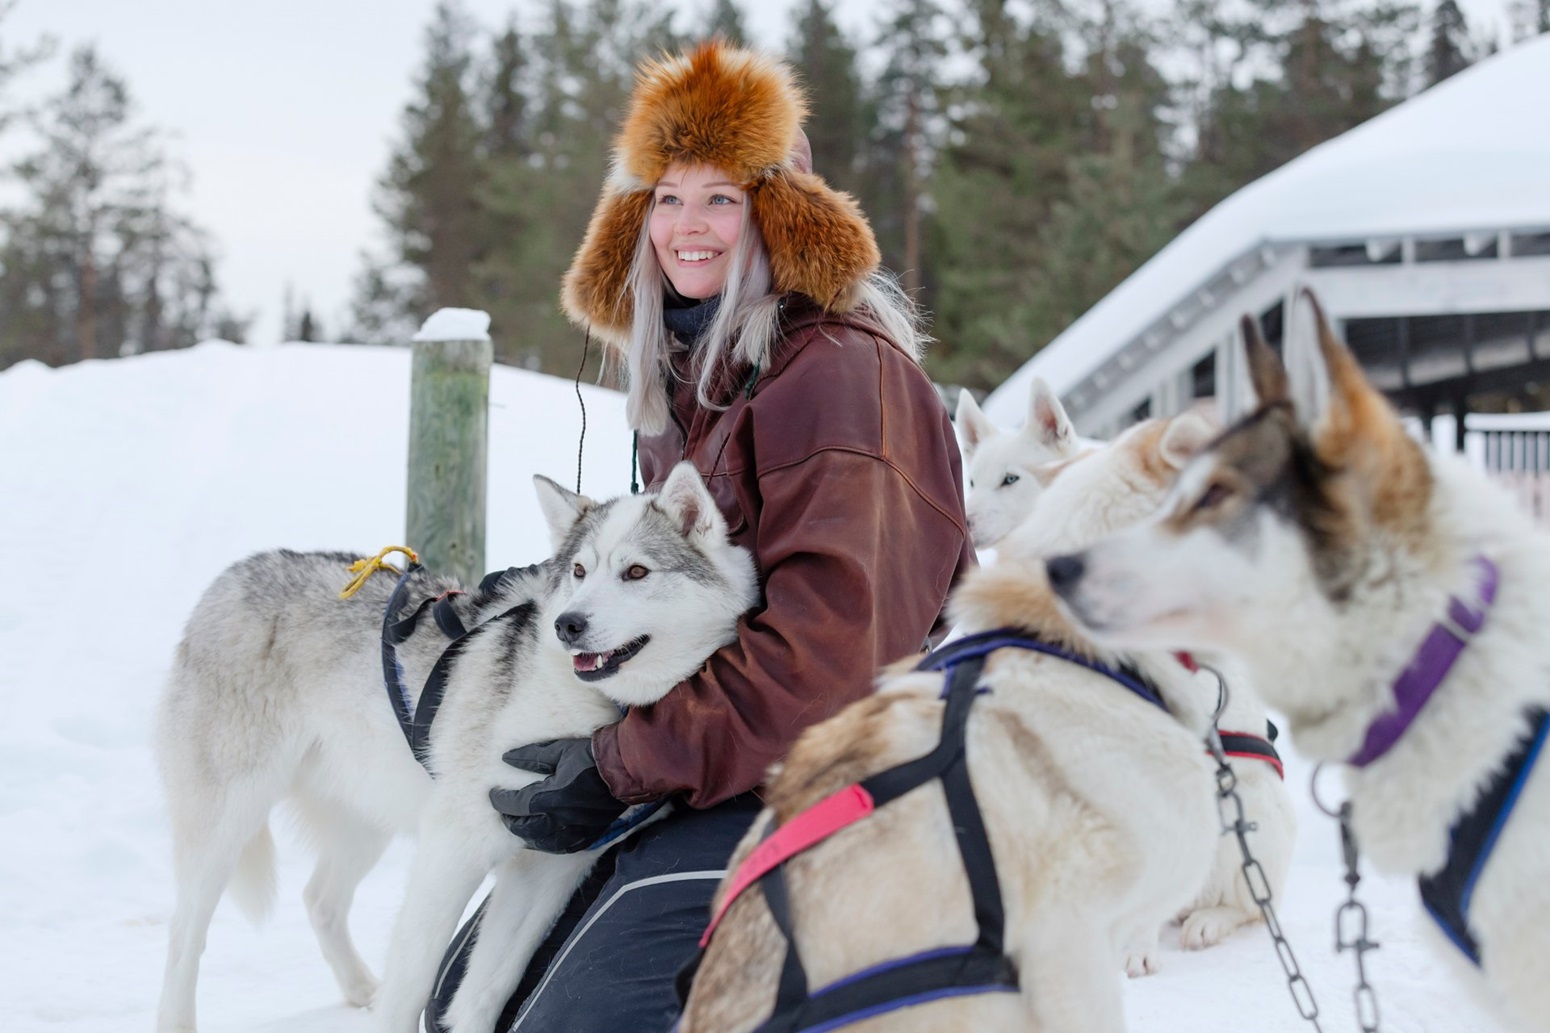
[866, 0, 952, 295]
[786, 0, 864, 194]
[0, 44, 237, 368]
[1425, 0, 1472, 86]
[368, 2, 486, 332]
[704, 0, 749, 45]
[928, 0, 1179, 389]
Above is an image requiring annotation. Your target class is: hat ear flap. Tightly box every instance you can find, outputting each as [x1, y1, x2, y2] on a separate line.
[754, 170, 880, 310]
[561, 188, 654, 346]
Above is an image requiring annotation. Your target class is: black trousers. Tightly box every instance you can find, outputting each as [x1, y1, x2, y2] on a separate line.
[425, 794, 763, 1033]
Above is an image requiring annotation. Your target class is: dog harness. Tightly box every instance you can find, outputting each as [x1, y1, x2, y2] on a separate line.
[1336, 553, 1547, 966]
[680, 629, 1169, 1033]
[378, 563, 539, 772]
[1420, 707, 1550, 965]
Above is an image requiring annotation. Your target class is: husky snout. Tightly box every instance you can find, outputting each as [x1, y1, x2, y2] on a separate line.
[555, 610, 588, 647]
[1044, 552, 1085, 593]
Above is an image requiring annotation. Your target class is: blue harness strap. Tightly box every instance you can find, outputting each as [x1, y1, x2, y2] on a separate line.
[679, 628, 1168, 1033]
[1419, 706, 1550, 965]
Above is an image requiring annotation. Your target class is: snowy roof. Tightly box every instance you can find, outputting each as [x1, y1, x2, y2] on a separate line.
[984, 34, 1550, 426]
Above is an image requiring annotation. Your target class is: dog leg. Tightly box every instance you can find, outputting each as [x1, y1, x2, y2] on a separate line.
[1022, 916, 1127, 1033]
[294, 791, 392, 1007]
[158, 848, 239, 1033]
[375, 814, 497, 1033]
[442, 849, 596, 1033]
[1118, 920, 1162, 978]
[157, 787, 281, 1033]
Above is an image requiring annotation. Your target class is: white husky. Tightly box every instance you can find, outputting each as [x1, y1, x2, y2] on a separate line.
[1048, 292, 1550, 1033]
[958, 384, 1295, 959]
[955, 377, 1082, 549]
[680, 412, 1233, 1033]
[155, 462, 758, 1033]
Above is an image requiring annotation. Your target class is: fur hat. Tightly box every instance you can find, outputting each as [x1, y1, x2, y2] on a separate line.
[560, 40, 881, 347]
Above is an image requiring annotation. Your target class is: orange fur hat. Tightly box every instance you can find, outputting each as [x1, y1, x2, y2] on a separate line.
[560, 40, 881, 347]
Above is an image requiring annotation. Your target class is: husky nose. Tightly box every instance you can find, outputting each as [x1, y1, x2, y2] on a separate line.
[555, 612, 588, 647]
[1044, 553, 1086, 592]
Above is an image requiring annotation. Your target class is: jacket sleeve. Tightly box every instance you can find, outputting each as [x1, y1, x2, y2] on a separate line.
[592, 343, 972, 808]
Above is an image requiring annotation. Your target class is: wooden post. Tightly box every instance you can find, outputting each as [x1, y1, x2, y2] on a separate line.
[407, 308, 492, 586]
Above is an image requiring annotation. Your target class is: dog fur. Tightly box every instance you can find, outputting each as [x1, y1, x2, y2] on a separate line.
[1048, 291, 1550, 1032]
[155, 462, 757, 1033]
[955, 377, 1083, 550]
[679, 414, 1233, 1033]
[958, 386, 1296, 959]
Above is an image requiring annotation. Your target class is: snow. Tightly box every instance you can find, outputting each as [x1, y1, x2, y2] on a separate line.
[0, 343, 1508, 1032]
[412, 309, 493, 344]
[984, 34, 1550, 427]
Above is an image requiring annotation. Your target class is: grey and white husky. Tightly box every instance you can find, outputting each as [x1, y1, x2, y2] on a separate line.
[155, 462, 759, 1033]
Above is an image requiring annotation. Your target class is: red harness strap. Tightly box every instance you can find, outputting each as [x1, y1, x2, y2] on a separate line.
[1217, 730, 1285, 780]
[700, 783, 876, 948]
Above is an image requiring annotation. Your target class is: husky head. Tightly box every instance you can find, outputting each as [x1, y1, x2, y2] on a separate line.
[1044, 290, 1434, 712]
[950, 409, 1217, 647]
[955, 376, 1082, 548]
[533, 462, 759, 707]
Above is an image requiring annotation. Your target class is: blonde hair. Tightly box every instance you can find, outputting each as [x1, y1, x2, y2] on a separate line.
[621, 196, 927, 435]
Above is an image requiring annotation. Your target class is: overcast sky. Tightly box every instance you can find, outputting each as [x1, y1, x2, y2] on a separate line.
[2, 0, 1521, 349]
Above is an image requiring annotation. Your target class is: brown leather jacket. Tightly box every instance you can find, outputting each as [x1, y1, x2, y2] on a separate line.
[591, 299, 975, 808]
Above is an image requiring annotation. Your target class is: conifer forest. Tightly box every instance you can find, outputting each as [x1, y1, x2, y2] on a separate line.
[1, 0, 1544, 392]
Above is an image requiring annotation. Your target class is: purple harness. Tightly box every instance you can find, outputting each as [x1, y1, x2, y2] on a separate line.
[1347, 554, 1500, 768]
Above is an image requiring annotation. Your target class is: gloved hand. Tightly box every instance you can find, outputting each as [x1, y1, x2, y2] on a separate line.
[489, 737, 629, 853]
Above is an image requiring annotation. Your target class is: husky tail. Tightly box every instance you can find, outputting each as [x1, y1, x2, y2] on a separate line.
[228, 823, 278, 924]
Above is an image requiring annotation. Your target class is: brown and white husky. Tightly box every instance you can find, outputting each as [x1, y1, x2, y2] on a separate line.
[680, 412, 1231, 1033]
[1048, 290, 1550, 1033]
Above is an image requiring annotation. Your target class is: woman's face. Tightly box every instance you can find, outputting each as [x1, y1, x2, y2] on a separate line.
[649, 162, 747, 301]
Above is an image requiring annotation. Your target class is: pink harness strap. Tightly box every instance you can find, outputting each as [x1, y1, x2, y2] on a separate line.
[700, 783, 875, 948]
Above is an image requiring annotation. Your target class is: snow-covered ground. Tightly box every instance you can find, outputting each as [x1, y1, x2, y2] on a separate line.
[0, 342, 1507, 1032]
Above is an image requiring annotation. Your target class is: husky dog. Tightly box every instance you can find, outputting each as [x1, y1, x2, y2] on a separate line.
[955, 377, 1082, 549]
[155, 462, 758, 1033]
[960, 386, 1295, 958]
[680, 413, 1226, 1033]
[1047, 292, 1550, 1032]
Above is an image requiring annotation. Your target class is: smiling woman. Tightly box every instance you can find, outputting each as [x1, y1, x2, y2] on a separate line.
[420, 37, 976, 1033]
[649, 164, 749, 301]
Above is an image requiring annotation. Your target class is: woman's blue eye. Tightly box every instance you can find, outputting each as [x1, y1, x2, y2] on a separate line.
[657, 194, 680, 205]
[710, 194, 734, 205]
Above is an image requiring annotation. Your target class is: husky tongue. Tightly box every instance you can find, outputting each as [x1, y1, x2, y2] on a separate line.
[574, 651, 610, 673]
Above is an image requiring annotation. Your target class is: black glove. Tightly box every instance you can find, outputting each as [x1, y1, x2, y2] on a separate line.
[489, 737, 629, 853]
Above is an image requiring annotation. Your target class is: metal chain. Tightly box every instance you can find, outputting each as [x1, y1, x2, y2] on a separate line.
[1206, 724, 1325, 1030]
[1326, 786, 1383, 1032]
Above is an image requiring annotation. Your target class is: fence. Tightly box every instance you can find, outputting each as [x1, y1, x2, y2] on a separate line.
[1440, 413, 1550, 526]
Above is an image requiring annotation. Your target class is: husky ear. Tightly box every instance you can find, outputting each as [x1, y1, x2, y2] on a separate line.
[534, 475, 595, 553]
[1242, 313, 1289, 410]
[657, 461, 724, 542]
[954, 389, 995, 456]
[1159, 410, 1217, 471]
[1026, 376, 1076, 454]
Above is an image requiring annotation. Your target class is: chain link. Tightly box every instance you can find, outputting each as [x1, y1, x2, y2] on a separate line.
[1205, 726, 1325, 1030]
[1332, 800, 1383, 1033]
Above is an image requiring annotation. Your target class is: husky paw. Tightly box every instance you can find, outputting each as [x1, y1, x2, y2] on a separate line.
[340, 971, 378, 1008]
[1120, 931, 1162, 978]
[1179, 906, 1252, 950]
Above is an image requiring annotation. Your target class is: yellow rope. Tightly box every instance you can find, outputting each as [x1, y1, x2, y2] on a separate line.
[338, 545, 420, 599]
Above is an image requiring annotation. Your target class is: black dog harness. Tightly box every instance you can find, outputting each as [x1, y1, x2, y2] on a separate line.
[378, 563, 537, 772]
[1419, 706, 1550, 965]
[682, 629, 1169, 1033]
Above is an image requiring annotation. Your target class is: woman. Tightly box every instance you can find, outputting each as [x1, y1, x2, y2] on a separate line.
[436, 40, 973, 1032]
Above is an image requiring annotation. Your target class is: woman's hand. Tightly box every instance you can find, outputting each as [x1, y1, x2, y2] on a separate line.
[489, 737, 629, 853]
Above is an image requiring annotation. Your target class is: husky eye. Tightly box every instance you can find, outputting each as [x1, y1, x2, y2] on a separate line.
[1000, 473, 1020, 487]
[1193, 482, 1232, 513]
[624, 564, 650, 581]
[572, 563, 586, 579]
